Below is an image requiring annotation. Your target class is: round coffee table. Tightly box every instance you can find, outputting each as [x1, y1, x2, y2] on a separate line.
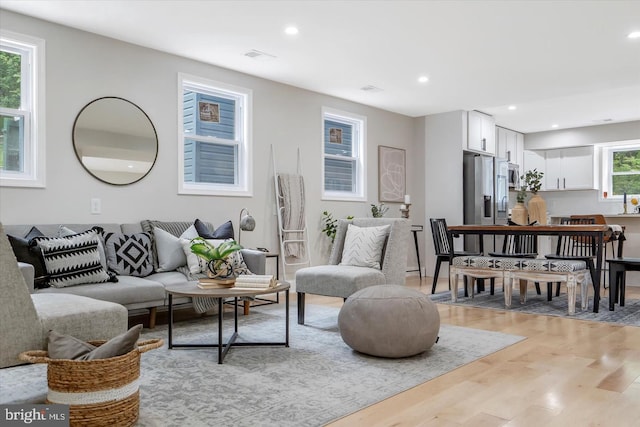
[165, 282, 290, 364]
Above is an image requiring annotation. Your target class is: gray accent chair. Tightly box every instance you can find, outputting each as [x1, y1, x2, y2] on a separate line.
[295, 218, 410, 325]
[0, 223, 128, 368]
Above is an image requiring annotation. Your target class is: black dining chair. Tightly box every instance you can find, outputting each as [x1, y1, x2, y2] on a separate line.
[545, 216, 597, 298]
[430, 218, 479, 294]
[571, 214, 616, 289]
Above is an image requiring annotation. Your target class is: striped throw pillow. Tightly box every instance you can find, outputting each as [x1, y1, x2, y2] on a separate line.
[33, 230, 112, 288]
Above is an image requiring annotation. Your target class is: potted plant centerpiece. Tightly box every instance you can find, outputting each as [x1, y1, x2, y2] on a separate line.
[521, 169, 547, 225]
[190, 237, 242, 284]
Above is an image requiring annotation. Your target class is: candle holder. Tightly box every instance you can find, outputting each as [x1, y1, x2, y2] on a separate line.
[400, 203, 411, 219]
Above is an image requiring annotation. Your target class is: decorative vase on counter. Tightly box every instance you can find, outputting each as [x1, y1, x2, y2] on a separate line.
[527, 194, 547, 225]
[511, 202, 528, 225]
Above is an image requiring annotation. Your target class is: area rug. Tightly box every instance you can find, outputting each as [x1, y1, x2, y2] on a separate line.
[0, 304, 523, 426]
[430, 289, 640, 326]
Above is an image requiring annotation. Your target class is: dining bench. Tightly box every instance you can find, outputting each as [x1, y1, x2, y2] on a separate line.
[447, 224, 609, 313]
[450, 256, 591, 315]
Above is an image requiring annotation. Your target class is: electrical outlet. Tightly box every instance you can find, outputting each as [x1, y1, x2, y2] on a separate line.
[90, 198, 101, 214]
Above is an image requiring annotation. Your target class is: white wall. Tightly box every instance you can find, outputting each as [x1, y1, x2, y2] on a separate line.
[422, 111, 466, 280]
[0, 10, 420, 276]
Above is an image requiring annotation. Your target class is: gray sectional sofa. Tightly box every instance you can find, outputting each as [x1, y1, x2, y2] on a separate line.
[5, 221, 266, 328]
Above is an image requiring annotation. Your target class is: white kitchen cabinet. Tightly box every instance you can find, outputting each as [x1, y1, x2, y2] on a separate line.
[496, 127, 508, 159]
[497, 126, 524, 167]
[515, 132, 524, 169]
[467, 111, 495, 155]
[523, 150, 547, 190]
[544, 146, 596, 190]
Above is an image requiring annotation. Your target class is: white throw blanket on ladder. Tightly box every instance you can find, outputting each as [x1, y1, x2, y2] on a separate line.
[278, 173, 306, 259]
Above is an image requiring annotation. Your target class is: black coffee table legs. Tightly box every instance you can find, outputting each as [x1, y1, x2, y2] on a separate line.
[168, 291, 289, 364]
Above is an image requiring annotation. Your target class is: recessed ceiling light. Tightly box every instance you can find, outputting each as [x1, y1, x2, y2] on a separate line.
[418, 76, 429, 83]
[628, 31, 640, 39]
[508, 105, 517, 110]
[551, 124, 559, 128]
[285, 26, 299, 35]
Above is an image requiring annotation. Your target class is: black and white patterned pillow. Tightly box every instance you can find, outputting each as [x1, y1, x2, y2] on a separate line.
[33, 230, 112, 288]
[103, 232, 153, 277]
[229, 251, 251, 276]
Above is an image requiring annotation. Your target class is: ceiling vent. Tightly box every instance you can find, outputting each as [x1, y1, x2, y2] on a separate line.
[360, 85, 383, 93]
[244, 49, 277, 61]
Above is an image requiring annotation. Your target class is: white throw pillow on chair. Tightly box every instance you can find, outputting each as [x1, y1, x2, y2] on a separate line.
[339, 224, 390, 269]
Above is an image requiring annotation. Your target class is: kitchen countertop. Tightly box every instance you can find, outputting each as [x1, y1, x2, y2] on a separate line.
[550, 214, 640, 219]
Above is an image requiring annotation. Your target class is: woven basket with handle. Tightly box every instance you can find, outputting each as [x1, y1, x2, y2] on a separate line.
[19, 338, 163, 427]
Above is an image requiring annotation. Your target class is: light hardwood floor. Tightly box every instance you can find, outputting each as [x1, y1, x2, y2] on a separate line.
[309, 276, 640, 427]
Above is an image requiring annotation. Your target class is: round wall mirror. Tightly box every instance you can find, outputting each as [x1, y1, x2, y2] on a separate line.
[72, 97, 158, 185]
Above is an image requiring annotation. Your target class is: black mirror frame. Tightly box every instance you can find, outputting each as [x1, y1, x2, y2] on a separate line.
[72, 96, 159, 186]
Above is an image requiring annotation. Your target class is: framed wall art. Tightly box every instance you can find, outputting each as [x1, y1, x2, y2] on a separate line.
[329, 127, 343, 144]
[378, 145, 406, 203]
[199, 101, 220, 123]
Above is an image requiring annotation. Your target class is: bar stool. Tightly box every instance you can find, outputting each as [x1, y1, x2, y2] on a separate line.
[606, 258, 637, 311]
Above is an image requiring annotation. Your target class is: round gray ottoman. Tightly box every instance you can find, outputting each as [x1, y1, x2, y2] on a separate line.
[338, 285, 440, 358]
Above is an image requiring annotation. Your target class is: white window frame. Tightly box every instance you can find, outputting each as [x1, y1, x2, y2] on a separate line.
[600, 140, 640, 200]
[321, 107, 366, 201]
[0, 30, 45, 188]
[177, 73, 252, 196]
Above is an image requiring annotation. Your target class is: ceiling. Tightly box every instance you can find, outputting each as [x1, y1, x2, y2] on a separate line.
[2, 0, 639, 134]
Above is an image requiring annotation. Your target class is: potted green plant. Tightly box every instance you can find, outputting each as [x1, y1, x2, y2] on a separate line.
[370, 203, 389, 218]
[521, 169, 546, 224]
[321, 211, 354, 243]
[190, 237, 242, 280]
[521, 169, 544, 194]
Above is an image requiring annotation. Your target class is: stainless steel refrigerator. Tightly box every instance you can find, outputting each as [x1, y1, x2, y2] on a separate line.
[463, 153, 509, 253]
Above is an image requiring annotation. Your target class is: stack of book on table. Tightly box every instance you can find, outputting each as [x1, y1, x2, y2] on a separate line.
[197, 277, 236, 289]
[233, 274, 277, 289]
[197, 275, 277, 290]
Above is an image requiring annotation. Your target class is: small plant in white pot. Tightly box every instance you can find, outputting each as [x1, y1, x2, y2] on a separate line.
[521, 169, 546, 225]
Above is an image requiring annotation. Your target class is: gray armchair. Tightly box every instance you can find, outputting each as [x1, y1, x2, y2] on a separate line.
[295, 218, 410, 324]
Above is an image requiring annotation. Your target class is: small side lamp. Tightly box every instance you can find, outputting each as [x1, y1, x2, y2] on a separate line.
[238, 208, 256, 245]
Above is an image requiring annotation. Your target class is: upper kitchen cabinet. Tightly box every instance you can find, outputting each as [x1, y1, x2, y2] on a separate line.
[467, 111, 496, 155]
[523, 150, 547, 190]
[545, 146, 596, 190]
[496, 126, 524, 167]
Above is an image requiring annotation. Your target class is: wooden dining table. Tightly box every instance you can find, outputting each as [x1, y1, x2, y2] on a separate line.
[447, 224, 610, 313]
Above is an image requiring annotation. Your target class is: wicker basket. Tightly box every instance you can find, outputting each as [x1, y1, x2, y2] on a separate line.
[19, 338, 163, 427]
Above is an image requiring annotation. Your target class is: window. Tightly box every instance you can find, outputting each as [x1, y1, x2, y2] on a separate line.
[601, 141, 640, 198]
[322, 107, 366, 200]
[178, 73, 252, 196]
[0, 30, 45, 188]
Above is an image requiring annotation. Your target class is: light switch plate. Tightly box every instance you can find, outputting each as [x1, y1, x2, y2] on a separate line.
[90, 198, 101, 214]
